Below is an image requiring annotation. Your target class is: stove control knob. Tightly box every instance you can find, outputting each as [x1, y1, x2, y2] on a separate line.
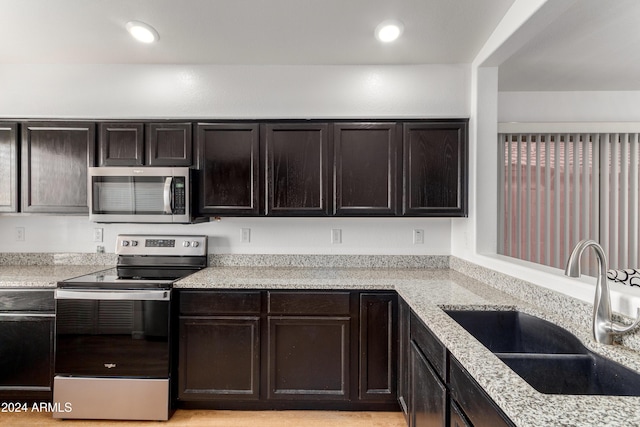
[183, 241, 191, 247]
[122, 240, 130, 247]
[131, 240, 139, 247]
[191, 241, 200, 248]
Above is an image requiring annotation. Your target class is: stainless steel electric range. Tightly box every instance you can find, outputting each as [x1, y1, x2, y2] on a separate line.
[53, 234, 207, 421]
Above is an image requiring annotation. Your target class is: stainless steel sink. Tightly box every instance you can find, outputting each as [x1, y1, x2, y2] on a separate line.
[444, 310, 640, 396]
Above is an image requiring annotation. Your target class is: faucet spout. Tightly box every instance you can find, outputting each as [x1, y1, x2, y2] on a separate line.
[565, 239, 640, 345]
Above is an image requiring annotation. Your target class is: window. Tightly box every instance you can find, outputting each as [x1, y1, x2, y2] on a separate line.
[498, 126, 640, 273]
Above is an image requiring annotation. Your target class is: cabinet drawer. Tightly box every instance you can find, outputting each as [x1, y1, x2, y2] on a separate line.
[268, 291, 350, 315]
[180, 291, 261, 315]
[0, 289, 54, 312]
[410, 311, 445, 379]
[449, 357, 514, 427]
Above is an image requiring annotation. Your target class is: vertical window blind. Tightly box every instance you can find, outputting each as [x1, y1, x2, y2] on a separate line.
[498, 125, 640, 273]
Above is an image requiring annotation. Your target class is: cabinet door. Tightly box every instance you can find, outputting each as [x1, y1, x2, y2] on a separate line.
[265, 123, 330, 216]
[409, 341, 446, 427]
[268, 316, 349, 400]
[403, 121, 468, 216]
[359, 293, 397, 401]
[0, 315, 54, 399]
[334, 123, 400, 215]
[146, 122, 193, 166]
[98, 122, 144, 166]
[197, 123, 260, 215]
[450, 401, 472, 427]
[397, 298, 410, 420]
[179, 316, 260, 400]
[22, 122, 95, 213]
[449, 357, 515, 427]
[0, 122, 18, 213]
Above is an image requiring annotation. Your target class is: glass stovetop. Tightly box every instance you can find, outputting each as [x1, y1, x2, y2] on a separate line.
[59, 267, 178, 288]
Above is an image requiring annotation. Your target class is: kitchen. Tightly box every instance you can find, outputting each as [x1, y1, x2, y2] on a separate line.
[2, 0, 640, 426]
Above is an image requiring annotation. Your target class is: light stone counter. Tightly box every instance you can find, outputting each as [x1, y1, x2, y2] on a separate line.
[176, 266, 640, 427]
[0, 265, 112, 288]
[2, 251, 640, 426]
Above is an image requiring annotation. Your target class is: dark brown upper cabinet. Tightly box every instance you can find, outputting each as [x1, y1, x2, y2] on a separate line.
[265, 123, 331, 216]
[98, 122, 144, 166]
[0, 122, 18, 213]
[334, 123, 400, 215]
[146, 122, 192, 166]
[403, 121, 468, 216]
[196, 123, 260, 215]
[22, 122, 96, 213]
[98, 122, 192, 167]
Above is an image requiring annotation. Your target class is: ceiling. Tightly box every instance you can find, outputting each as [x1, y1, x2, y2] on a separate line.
[1, 0, 638, 91]
[0, 0, 513, 65]
[498, 0, 640, 91]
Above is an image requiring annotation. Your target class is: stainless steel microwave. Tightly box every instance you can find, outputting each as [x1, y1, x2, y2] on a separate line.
[88, 167, 192, 223]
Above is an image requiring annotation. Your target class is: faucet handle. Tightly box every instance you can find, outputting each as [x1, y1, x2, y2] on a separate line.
[610, 307, 640, 335]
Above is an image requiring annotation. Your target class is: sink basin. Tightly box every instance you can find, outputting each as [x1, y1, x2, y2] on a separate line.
[444, 310, 585, 354]
[444, 310, 640, 396]
[499, 353, 640, 396]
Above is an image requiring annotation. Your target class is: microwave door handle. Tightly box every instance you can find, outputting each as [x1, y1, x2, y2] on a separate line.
[163, 177, 173, 214]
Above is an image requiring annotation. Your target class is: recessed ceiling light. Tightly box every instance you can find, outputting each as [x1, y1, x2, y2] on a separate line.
[375, 20, 404, 43]
[126, 21, 159, 44]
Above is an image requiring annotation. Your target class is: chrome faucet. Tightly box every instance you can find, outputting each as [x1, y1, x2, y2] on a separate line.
[565, 239, 640, 344]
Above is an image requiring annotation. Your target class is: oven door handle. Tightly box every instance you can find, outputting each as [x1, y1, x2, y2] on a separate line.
[55, 289, 170, 301]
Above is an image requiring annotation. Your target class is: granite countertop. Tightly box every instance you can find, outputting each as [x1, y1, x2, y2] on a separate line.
[2, 260, 640, 425]
[176, 266, 640, 427]
[0, 265, 113, 288]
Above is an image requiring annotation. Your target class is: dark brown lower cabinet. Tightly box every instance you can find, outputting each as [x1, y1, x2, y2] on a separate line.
[178, 317, 260, 400]
[449, 401, 472, 427]
[177, 290, 397, 411]
[268, 316, 350, 400]
[410, 340, 446, 427]
[0, 290, 55, 400]
[359, 292, 397, 401]
[397, 297, 410, 421]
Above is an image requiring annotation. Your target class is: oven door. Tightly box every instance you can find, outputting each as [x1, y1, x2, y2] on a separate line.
[55, 289, 171, 378]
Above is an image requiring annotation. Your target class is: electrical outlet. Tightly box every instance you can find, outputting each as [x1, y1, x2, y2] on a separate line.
[241, 228, 251, 243]
[331, 229, 342, 244]
[15, 227, 25, 242]
[413, 229, 424, 244]
[93, 228, 104, 242]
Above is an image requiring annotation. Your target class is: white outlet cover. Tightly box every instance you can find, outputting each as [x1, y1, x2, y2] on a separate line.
[331, 229, 342, 244]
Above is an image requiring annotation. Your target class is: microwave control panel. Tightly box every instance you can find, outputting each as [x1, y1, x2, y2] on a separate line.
[173, 177, 186, 214]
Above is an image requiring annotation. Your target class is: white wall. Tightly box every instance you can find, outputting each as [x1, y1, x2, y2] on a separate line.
[0, 63, 468, 255]
[452, 0, 640, 318]
[0, 215, 452, 255]
[0, 64, 469, 119]
[499, 91, 640, 122]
